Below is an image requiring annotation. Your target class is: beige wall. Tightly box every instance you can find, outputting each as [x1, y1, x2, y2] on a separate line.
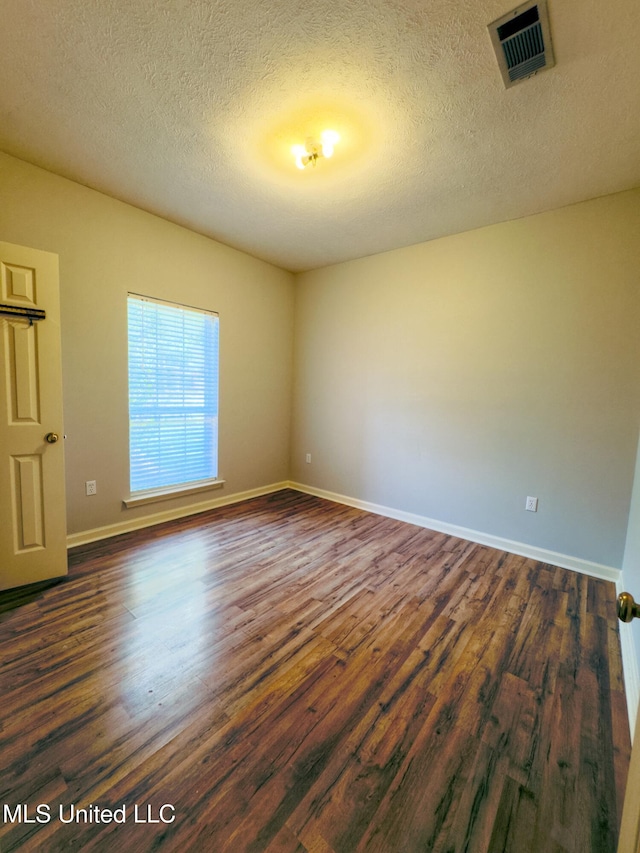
[2, 149, 639, 570]
[292, 190, 640, 568]
[0, 152, 295, 535]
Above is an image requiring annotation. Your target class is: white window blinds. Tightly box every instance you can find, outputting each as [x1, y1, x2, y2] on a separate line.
[127, 294, 219, 493]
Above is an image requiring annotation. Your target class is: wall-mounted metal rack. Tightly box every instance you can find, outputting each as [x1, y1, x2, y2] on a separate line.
[0, 303, 46, 324]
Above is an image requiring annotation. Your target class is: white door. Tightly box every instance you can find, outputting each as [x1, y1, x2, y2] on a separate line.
[619, 701, 640, 852]
[0, 241, 67, 590]
[618, 592, 640, 851]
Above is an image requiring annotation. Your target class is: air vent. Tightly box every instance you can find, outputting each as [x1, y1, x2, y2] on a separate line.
[488, 1, 555, 88]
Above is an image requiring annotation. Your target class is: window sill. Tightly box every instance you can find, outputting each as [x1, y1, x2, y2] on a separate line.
[123, 479, 226, 509]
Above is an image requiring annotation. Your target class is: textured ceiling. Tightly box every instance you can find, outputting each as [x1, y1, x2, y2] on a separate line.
[1, 0, 639, 272]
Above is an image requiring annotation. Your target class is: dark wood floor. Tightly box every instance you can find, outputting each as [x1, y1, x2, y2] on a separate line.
[0, 490, 631, 852]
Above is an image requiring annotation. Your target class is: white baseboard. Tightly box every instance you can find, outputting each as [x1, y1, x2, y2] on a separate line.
[66, 481, 290, 549]
[289, 482, 621, 583]
[291, 481, 639, 736]
[291, 481, 640, 735]
[69, 478, 622, 581]
[66, 478, 637, 737]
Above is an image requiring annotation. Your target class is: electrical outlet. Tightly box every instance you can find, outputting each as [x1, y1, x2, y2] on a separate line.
[85, 480, 97, 496]
[305, 453, 312, 464]
[525, 496, 538, 512]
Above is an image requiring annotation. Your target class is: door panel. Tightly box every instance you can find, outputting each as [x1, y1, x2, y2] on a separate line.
[11, 454, 45, 549]
[0, 241, 67, 590]
[7, 319, 40, 422]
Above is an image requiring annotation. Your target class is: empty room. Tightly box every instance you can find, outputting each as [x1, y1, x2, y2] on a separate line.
[1, 0, 640, 851]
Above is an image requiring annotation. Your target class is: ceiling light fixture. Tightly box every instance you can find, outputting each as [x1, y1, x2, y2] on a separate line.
[291, 130, 340, 169]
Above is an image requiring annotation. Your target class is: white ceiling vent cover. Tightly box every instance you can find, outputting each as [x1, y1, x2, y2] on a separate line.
[489, 1, 555, 88]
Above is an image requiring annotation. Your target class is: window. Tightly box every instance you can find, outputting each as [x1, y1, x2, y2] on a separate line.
[127, 294, 219, 495]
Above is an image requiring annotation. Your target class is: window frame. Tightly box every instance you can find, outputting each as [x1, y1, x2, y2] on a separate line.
[124, 293, 223, 507]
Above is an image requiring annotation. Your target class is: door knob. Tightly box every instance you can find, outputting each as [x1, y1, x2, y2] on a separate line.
[617, 592, 640, 623]
[45, 432, 59, 444]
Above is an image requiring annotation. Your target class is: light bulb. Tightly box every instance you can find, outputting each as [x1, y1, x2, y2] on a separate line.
[321, 130, 340, 158]
[292, 133, 339, 168]
[291, 144, 307, 170]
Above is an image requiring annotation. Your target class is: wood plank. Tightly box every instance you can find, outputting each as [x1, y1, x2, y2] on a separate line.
[0, 489, 630, 852]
